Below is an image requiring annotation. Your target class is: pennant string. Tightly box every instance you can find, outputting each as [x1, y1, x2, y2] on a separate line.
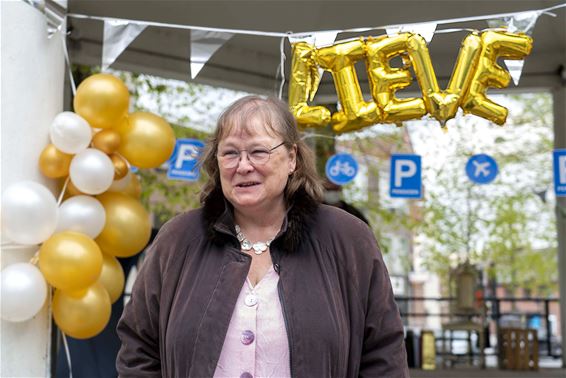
[67, 13, 289, 37]
[67, 3, 565, 40]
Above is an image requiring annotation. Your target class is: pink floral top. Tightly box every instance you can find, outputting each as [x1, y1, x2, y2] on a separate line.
[213, 266, 291, 378]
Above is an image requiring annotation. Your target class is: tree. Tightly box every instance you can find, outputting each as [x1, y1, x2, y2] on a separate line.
[414, 93, 557, 294]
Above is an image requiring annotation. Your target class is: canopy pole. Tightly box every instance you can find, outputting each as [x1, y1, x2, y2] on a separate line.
[553, 79, 566, 369]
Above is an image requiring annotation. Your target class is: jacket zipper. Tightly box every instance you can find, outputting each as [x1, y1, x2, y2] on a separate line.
[275, 262, 294, 378]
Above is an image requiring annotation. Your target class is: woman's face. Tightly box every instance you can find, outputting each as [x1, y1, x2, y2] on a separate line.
[217, 116, 296, 214]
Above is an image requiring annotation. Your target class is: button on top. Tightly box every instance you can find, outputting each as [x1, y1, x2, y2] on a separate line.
[244, 293, 258, 307]
[241, 330, 255, 345]
[240, 373, 253, 378]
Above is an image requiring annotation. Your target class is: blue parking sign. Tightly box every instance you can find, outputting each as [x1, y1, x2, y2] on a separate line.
[390, 154, 422, 198]
[325, 153, 358, 185]
[553, 149, 566, 196]
[167, 139, 205, 181]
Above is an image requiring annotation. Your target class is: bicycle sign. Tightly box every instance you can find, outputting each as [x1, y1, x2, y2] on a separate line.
[325, 153, 358, 185]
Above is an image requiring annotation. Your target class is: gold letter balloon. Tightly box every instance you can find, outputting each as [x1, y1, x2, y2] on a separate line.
[52, 282, 111, 339]
[73, 73, 130, 129]
[116, 112, 175, 169]
[95, 192, 151, 258]
[288, 30, 533, 131]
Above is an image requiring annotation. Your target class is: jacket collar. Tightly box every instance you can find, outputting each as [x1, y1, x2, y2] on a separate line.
[203, 187, 319, 252]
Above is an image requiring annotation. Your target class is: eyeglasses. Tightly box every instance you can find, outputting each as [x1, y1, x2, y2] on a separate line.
[217, 141, 286, 169]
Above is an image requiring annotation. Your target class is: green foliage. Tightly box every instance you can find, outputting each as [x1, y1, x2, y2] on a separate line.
[336, 127, 418, 263]
[416, 93, 557, 295]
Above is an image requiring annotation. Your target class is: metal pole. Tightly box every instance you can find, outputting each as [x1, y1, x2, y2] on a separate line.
[545, 299, 552, 357]
[553, 81, 566, 368]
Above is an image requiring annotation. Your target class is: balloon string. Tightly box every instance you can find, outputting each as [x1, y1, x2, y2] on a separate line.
[300, 132, 336, 141]
[278, 35, 287, 99]
[57, 177, 70, 206]
[60, 29, 77, 96]
[29, 252, 40, 265]
[61, 330, 73, 378]
[0, 242, 34, 248]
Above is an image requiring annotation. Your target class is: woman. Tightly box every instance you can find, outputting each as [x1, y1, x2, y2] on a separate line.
[116, 96, 408, 377]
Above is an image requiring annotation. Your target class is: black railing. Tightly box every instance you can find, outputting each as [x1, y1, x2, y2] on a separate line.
[395, 296, 562, 359]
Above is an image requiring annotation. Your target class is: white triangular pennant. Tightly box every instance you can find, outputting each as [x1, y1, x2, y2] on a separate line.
[487, 11, 540, 86]
[102, 20, 147, 70]
[288, 34, 315, 45]
[313, 31, 338, 47]
[190, 30, 233, 79]
[487, 11, 540, 35]
[504, 60, 526, 86]
[386, 22, 437, 43]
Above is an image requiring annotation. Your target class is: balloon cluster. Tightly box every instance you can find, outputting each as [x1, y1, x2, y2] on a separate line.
[0, 73, 176, 339]
[289, 30, 533, 133]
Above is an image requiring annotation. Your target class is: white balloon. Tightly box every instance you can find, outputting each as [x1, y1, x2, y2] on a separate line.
[69, 148, 115, 195]
[0, 263, 48, 322]
[56, 195, 106, 238]
[1, 181, 59, 245]
[50, 111, 92, 154]
[108, 170, 131, 192]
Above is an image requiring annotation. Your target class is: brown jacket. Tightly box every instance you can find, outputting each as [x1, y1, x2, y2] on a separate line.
[116, 189, 408, 377]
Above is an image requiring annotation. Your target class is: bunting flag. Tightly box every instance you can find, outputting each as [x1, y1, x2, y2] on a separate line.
[24, 0, 66, 38]
[190, 30, 233, 79]
[386, 22, 438, 43]
[312, 31, 339, 48]
[102, 20, 147, 71]
[488, 10, 541, 85]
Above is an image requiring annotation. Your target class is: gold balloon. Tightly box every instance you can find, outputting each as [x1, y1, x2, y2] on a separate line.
[116, 112, 175, 168]
[73, 73, 130, 129]
[315, 38, 381, 133]
[52, 282, 111, 339]
[110, 153, 129, 180]
[366, 34, 426, 123]
[97, 253, 125, 303]
[39, 144, 73, 178]
[39, 231, 103, 291]
[461, 31, 532, 125]
[95, 192, 151, 257]
[289, 42, 331, 128]
[92, 129, 121, 154]
[407, 33, 483, 124]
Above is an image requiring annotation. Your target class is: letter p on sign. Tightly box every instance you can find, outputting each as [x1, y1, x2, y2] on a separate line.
[390, 154, 422, 199]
